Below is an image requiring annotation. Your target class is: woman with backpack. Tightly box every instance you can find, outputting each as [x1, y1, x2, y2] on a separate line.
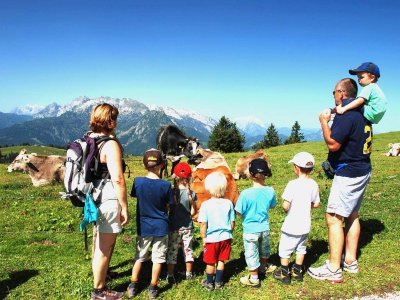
[89, 103, 129, 300]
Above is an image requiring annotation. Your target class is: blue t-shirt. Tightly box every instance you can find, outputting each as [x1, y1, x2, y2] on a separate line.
[328, 98, 372, 177]
[131, 177, 174, 237]
[197, 197, 235, 243]
[235, 186, 276, 234]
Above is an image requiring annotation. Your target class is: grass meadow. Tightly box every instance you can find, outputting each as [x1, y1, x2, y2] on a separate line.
[0, 132, 399, 299]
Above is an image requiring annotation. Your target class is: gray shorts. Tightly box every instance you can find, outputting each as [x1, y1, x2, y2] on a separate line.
[326, 172, 371, 218]
[278, 232, 308, 259]
[135, 235, 168, 264]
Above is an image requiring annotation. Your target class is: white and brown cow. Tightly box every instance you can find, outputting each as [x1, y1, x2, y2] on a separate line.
[192, 146, 230, 170]
[233, 149, 269, 180]
[7, 149, 66, 186]
[190, 147, 238, 219]
[386, 143, 400, 157]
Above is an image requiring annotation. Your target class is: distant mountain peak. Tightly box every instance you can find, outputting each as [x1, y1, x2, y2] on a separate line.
[235, 116, 267, 137]
[235, 115, 266, 128]
[11, 104, 44, 115]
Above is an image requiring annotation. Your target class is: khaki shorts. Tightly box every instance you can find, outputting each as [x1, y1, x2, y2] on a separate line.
[96, 199, 122, 234]
[135, 235, 168, 264]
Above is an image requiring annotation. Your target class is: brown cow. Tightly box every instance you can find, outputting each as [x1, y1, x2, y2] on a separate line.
[233, 149, 269, 180]
[192, 146, 230, 170]
[190, 147, 238, 219]
[7, 149, 66, 186]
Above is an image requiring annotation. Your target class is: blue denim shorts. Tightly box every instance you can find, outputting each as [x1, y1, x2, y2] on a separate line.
[243, 231, 270, 270]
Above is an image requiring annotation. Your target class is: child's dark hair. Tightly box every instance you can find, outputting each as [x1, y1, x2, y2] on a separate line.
[250, 172, 267, 181]
[298, 166, 313, 174]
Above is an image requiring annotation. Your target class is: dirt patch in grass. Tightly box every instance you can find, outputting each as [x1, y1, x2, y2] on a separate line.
[30, 239, 56, 246]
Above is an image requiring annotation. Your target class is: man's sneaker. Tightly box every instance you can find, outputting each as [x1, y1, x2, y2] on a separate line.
[239, 274, 261, 288]
[126, 282, 138, 298]
[185, 272, 195, 280]
[91, 288, 124, 300]
[201, 279, 214, 291]
[307, 261, 344, 283]
[166, 275, 176, 286]
[273, 267, 291, 285]
[343, 260, 359, 273]
[148, 285, 159, 299]
[292, 265, 304, 282]
[214, 282, 224, 290]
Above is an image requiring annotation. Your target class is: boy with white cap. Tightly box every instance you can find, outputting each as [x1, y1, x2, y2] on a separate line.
[335, 62, 387, 124]
[274, 152, 320, 284]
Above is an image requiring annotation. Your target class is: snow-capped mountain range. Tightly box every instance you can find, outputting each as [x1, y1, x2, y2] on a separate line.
[1, 97, 322, 154]
[22, 96, 216, 133]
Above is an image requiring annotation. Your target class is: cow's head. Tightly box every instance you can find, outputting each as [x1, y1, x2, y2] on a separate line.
[7, 149, 36, 173]
[183, 138, 200, 158]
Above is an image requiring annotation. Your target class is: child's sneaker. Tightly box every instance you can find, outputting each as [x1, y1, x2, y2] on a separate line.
[166, 275, 176, 286]
[185, 272, 195, 280]
[273, 267, 291, 285]
[201, 279, 214, 291]
[307, 261, 344, 283]
[239, 274, 261, 288]
[214, 282, 224, 290]
[126, 282, 138, 298]
[292, 265, 304, 282]
[148, 285, 159, 299]
[343, 260, 359, 273]
[91, 288, 124, 300]
[259, 263, 277, 275]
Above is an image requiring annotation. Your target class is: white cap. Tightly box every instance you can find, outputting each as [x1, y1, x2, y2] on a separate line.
[288, 152, 315, 169]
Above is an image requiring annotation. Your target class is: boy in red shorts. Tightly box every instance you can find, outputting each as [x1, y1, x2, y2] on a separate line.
[198, 172, 235, 291]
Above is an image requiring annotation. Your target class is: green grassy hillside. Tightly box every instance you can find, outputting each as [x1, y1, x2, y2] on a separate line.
[0, 145, 66, 156]
[0, 132, 399, 299]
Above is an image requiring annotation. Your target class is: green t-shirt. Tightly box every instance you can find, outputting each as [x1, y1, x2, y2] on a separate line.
[359, 83, 387, 124]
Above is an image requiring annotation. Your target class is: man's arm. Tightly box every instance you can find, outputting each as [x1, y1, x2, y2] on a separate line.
[320, 109, 342, 152]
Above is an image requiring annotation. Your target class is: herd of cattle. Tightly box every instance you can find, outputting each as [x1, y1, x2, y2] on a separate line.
[5, 125, 262, 210]
[6, 125, 400, 210]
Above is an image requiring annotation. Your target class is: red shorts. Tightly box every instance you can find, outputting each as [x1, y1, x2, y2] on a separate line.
[203, 239, 232, 264]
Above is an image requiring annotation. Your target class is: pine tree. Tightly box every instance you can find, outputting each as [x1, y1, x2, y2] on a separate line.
[285, 121, 304, 144]
[252, 123, 281, 149]
[208, 116, 245, 153]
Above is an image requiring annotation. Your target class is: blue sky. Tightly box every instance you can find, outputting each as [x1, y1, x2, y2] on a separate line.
[0, 0, 399, 132]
